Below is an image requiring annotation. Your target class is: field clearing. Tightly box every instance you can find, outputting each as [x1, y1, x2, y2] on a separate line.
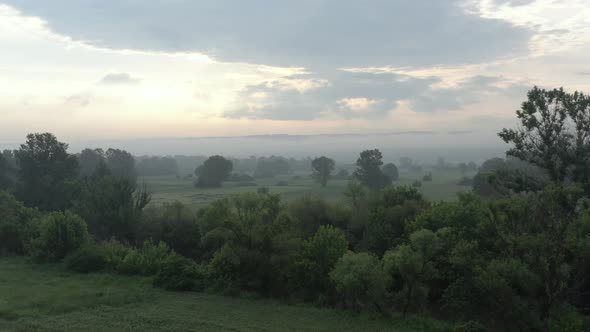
[141, 169, 475, 208]
[0, 258, 451, 332]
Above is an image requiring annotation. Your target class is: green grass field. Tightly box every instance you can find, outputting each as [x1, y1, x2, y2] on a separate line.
[0, 257, 452, 331]
[141, 169, 475, 208]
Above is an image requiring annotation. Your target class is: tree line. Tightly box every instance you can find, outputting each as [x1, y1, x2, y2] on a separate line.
[1, 87, 590, 331]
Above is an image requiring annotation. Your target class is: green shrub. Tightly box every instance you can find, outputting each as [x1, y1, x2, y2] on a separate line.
[101, 239, 131, 271]
[119, 240, 174, 275]
[208, 244, 241, 291]
[65, 244, 107, 273]
[28, 211, 89, 262]
[153, 254, 206, 291]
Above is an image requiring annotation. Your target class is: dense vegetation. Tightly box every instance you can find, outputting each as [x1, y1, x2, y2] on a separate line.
[1, 87, 590, 331]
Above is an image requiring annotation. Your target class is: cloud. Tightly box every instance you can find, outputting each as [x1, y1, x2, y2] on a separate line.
[3, 0, 532, 68]
[99, 73, 141, 85]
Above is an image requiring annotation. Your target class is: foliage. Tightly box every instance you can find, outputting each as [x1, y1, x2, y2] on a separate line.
[289, 225, 348, 301]
[254, 156, 291, 178]
[78, 148, 105, 177]
[422, 173, 432, 182]
[119, 240, 175, 276]
[74, 169, 151, 242]
[354, 149, 391, 190]
[382, 163, 399, 182]
[140, 202, 201, 258]
[153, 254, 205, 291]
[0, 150, 17, 192]
[28, 211, 90, 262]
[136, 156, 178, 176]
[65, 244, 108, 273]
[0, 191, 40, 255]
[14, 133, 79, 211]
[311, 156, 335, 187]
[195, 155, 233, 187]
[330, 252, 388, 311]
[105, 148, 137, 182]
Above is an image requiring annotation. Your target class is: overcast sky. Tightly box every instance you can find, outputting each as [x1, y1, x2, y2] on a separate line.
[0, 0, 589, 150]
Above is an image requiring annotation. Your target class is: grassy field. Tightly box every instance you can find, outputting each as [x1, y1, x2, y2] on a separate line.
[0, 257, 452, 331]
[141, 169, 475, 208]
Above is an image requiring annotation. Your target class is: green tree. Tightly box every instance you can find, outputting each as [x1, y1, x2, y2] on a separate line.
[0, 191, 40, 255]
[28, 210, 90, 262]
[382, 163, 399, 182]
[78, 148, 105, 177]
[0, 150, 17, 192]
[14, 133, 79, 211]
[354, 149, 391, 190]
[383, 229, 441, 314]
[311, 156, 335, 187]
[499, 87, 590, 193]
[289, 225, 348, 301]
[105, 148, 137, 182]
[74, 165, 151, 242]
[195, 155, 233, 187]
[330, 252, 388, 312]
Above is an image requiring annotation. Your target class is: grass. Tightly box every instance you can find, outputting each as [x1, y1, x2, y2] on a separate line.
[141, 169, 475, 208]
[0, 257, 453, 331]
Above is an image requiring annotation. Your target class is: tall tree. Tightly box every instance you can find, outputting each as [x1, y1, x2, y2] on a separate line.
[105, 148, 137, 182]
[195, 155, 233, 187]
[354, 149, 390, 190]
[382, 163, 399, 182]
[311, 156, 335, 187]
[78, 148, 105, 177]
[499, 86, 590, 193]
[14, 133, 79, 211]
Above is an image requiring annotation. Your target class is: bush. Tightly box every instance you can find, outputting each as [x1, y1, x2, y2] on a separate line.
[119, 240, 174, 275]
[153, 254, 206, 291]
[28, 211, 90, 262]
[422, 173, 432, 182]
[276, 181, 289, 186]
[330, 252, 388, 311]
[65, 244, 107, 273]
[412, 180, 423, 188]
[208, 244, 241, 292]
[101, 239, 131, 271]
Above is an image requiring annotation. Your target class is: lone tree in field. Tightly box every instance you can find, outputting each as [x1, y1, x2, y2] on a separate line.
[499, 86, 590, 193]
[381, 163, 399, 182]
[354, 149, 391, 190]
[195, 155, 233, 187]
[311, 156, 335, 187]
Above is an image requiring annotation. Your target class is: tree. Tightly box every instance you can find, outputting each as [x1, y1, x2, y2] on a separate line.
[499, 87, 590, 193]
[289, 225, 348, 301]
[354, 149, 391, 190]
[311, 156, 335, 187]
[330, 252, 388, 311]
[27, 211, 90, 262]
[105, 148, 137, 182]
[14, 133, 79, 211]
[0, 150, 17, 192]
[78, 148, 105, 177]
[0, 191, 40, 255]
[382, 163, 399, 182]
[195, 155, 233, 187]
[74, 166, 151, 242]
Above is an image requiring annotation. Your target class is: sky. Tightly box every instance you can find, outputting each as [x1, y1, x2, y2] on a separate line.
[0, 0, 589, 156]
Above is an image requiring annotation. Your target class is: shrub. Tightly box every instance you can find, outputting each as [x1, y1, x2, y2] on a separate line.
[119, 240, 174, 275]
[208, 244, 241, 292]
[330, 252, 388, 311]
[153, 254, 206, 291]
[412, 180, 422, 188]
[422, 173, 432, 182]
[28, 211, 90, 262]
[276, 181, 289, 186]
[65, 244, 107, 273]
[101, 239, 131, 271]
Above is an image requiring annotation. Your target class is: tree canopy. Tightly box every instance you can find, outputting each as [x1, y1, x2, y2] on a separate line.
[311, 156, 335, 187]
[353, 149, 391, 190]
[195, 155, 233, 187]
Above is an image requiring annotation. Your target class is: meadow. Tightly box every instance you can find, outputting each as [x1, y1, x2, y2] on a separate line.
[142, 168, 475, 208]
[0, 257, 452, 332]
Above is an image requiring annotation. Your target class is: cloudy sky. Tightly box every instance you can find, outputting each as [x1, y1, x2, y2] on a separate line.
[0, 0, 589, 150]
